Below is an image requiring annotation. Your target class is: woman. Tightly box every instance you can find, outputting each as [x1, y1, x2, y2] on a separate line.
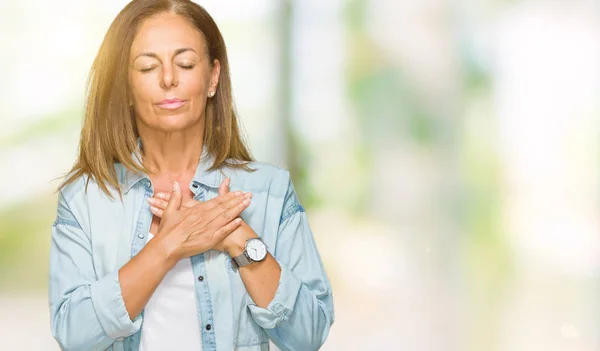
[48, 1, 334, 350]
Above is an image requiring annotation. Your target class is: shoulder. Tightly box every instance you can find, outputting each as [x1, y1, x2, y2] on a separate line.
[243, 161, 305, 223]
[60, 163, 126, 202]
[54, 173, 90, 229]
[224, 160, 291, 198]
[58, 172, 89, 204]
[56, 172, 116, 223]
[223, 160, 305, 225]
[245, 161, 290, 181]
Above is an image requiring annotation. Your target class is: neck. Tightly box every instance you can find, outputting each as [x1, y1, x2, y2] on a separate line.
[138, 122, 205, 177]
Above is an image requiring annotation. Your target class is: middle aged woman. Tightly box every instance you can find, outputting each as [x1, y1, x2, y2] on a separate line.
[48, 1, 334, 351]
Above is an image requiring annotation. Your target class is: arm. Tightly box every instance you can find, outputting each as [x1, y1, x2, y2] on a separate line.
[226, 221, 281, 309]
[245, 178, 335, 351]
[49, 192, 145, 351]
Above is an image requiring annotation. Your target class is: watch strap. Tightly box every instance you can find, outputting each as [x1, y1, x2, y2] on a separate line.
[232, 252, 252, 269]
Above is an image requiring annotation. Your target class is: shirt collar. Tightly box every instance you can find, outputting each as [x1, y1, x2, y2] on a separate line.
[118, 138, 224, 194]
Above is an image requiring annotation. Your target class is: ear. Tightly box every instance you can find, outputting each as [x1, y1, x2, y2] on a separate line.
[210, 59, 221, 92]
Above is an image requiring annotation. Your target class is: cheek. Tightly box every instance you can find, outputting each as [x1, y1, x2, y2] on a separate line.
[130, 75, 156, 103]
[180, 72, 208, 97]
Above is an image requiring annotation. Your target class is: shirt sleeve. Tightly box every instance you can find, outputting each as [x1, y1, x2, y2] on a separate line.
[247, 176, 335, 351]
[48, 191, 141, 351]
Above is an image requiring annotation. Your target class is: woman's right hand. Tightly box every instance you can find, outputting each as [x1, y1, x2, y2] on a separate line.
[153, 180, 252, 264]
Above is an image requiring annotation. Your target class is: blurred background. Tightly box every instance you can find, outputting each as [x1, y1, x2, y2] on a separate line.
[1, 0, 599, 350]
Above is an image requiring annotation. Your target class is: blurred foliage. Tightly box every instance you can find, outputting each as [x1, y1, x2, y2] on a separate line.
[345, 0, 436, 147]
[0, 108, 80, 148]
[343, 0, 439, 217]
[0, 195, 56, 291]
[0, 107, 77, 291]
[277, 0, 320, 211]
[458, 40, 514, 351]
[344, 0, 515, 348]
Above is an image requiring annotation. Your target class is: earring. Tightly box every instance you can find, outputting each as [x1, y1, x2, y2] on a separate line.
[208, 91, 215, 98]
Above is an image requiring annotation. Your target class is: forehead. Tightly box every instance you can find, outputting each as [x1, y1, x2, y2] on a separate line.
[131, 12, 205, 56]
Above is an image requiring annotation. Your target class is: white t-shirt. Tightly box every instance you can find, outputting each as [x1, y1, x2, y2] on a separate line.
[139, 233, 203, 351]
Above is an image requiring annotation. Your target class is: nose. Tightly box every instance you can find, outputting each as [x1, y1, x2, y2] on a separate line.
[159, 63, 179, 89]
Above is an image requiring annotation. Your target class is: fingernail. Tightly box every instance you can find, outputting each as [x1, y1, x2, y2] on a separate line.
[234, 191, 242, 196]
[173, 181, 180, 192]
[243, 199, 251, 206]
[235, 218, 242, 224]
[244, 192, 253, 199]
[226, 178, 231, 187]
[147, 198, 156, 204]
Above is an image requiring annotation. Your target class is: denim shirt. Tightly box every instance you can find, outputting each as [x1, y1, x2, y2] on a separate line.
[48, 147, 334, 351]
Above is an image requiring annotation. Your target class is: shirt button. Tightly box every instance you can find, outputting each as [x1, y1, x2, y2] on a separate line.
[138, 233, 145, 239]
[192, 183, 199, 188]
[198, 276, 204, 282]
[206, 324, 212, 331]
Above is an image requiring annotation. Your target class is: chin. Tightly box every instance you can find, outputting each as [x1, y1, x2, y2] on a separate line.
[156, 114, 202, 132]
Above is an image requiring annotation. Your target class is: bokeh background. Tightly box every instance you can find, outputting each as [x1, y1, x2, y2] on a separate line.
[1, 0, 599, 350]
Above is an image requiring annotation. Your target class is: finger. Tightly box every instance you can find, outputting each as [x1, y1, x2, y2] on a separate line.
[156, 192, 196, 209]
[223, 191, 252, 209]
[148, 197, 169, 210]
[164, 181, 183, 214]
[157, 193, 194, 206]
[201, 190, 242, 211]
[208, 196, 252, 229]
[218, 177, 231, 196]
[183, 199, 197, 208]
[159, 189, 241, 211]
[210, 218, 242, 246]
[206, 191, 251, 220]
[156, 192, 170, 201]
[150, 206, 164, 218]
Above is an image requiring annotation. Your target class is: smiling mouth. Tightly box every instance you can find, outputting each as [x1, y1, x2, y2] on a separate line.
[157, 99, 186, 110]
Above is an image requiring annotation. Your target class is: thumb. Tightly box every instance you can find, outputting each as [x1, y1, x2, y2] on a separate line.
[218, 177, 230, 196]
[164, 181, 183, 214]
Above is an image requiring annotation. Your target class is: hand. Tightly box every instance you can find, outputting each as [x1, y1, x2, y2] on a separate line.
[149, 179, 253, 264]
[149, 178, 258, 256]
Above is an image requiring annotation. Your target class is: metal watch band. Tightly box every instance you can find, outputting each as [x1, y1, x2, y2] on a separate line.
[232, 252, 252, 269]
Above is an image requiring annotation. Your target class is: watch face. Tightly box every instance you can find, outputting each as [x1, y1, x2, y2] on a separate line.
[246, 238, 267, 261]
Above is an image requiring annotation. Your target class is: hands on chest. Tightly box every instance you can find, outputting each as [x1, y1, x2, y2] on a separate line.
[147, 177, 259, 261]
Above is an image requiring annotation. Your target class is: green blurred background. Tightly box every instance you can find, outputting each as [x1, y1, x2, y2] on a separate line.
[1, 0, 599, 350]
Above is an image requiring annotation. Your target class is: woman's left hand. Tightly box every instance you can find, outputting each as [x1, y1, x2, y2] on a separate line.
[148, 179, 258, 255]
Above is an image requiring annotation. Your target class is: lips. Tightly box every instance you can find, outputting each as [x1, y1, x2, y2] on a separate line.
[157, 98, 186, 110]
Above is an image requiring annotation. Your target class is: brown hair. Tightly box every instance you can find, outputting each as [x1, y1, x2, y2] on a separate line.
[59, 0, 254, 198]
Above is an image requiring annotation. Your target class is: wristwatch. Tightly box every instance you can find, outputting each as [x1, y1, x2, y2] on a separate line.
[231, 237, 268, 269]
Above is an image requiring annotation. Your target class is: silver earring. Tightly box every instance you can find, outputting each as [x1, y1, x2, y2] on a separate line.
[208, 91, 215, 98]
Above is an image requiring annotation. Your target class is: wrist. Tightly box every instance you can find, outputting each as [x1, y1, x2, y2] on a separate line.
[226, 237, 248, 257]
[147, 236, 178, 269]
[226, 233, 258, 257]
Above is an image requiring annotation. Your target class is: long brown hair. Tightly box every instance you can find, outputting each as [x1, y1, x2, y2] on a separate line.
[60, 0, 254, 199]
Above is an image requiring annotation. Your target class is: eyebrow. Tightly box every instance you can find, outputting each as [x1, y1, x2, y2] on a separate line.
[133, 48, 197, 61]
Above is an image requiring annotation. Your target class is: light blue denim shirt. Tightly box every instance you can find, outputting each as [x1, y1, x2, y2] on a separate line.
[48, 146, 334, 351]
